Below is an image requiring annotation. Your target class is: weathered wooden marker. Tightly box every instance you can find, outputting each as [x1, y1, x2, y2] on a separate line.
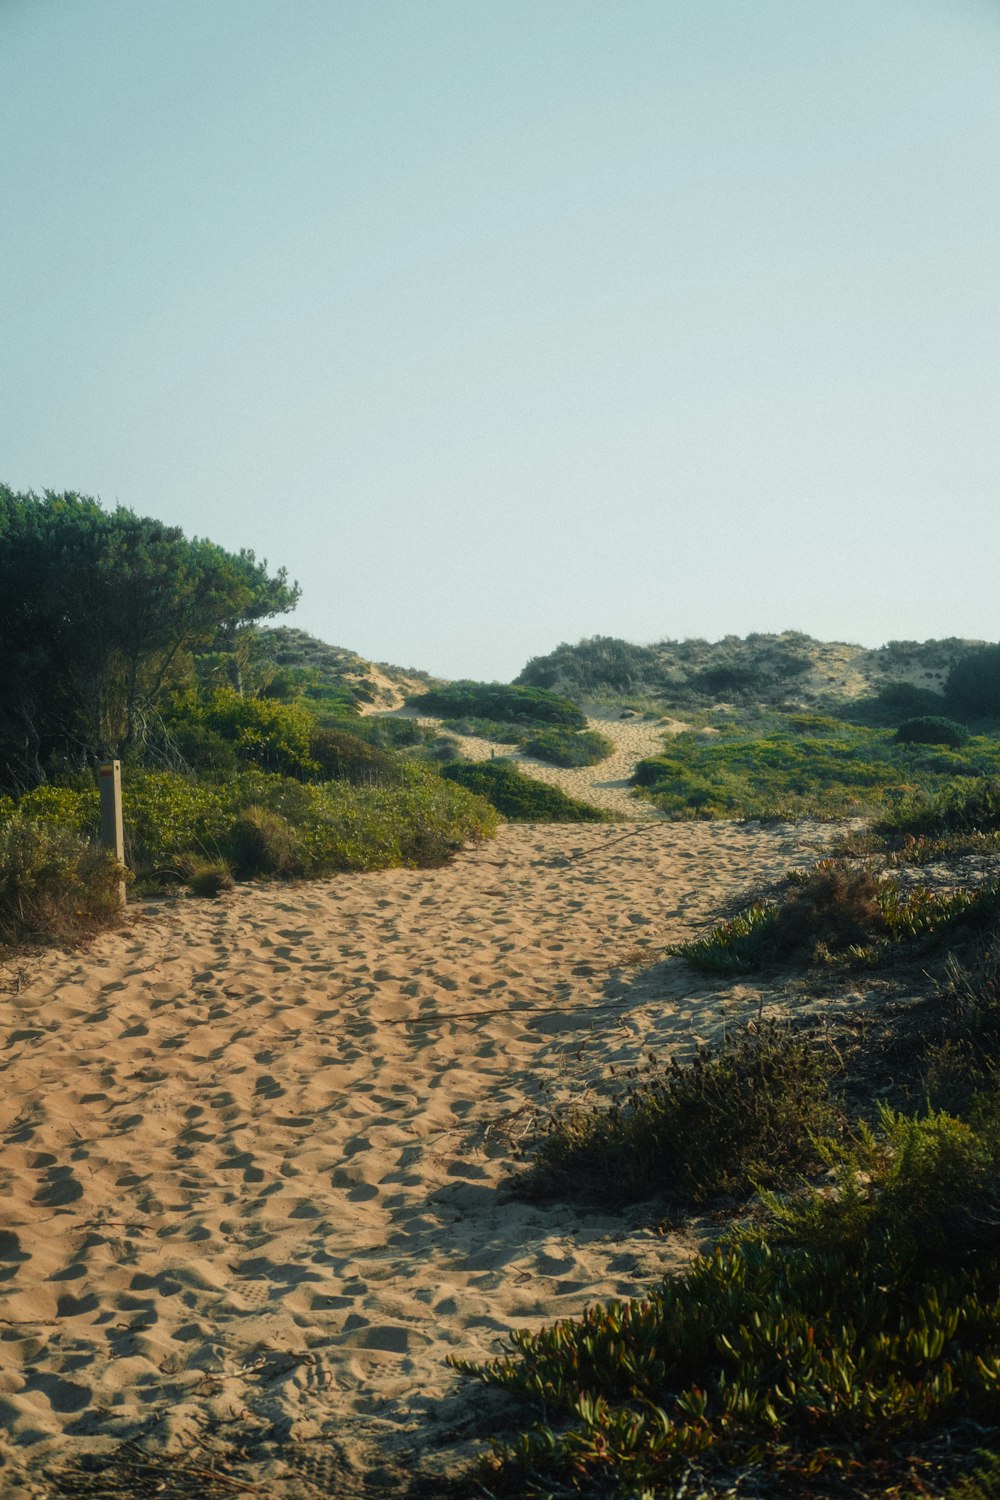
[98, 759, 127, 906]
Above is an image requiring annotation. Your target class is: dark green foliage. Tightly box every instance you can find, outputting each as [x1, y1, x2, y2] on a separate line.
[896, 716, 969, 748]
[459, 1105, 1000, 1498]
[441, 761, 611, 822]
[947, 646, 1000, 719]
[520, 727, 613, 767]
[308, 727, 401, 785]
[0, 485, 298, 784]
[947, 1452, 1000, 1498]
[521, 1025, 840, 1208]
[339, 715, 427, 749]
[0, 813, 126, 947]
[167, 722, 240, 777]
[516, 636, 663, 694]
[411, 681, 586, 729]
[690, 663, 767, 697]
[921, 924, 1000, 1112]
[873, 679, 946, 720]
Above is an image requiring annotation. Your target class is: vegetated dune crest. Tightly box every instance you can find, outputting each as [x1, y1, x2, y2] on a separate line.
[0, 819, 847, 1497]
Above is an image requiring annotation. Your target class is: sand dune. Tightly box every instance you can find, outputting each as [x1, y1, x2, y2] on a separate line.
[0, 820, 845, 1496]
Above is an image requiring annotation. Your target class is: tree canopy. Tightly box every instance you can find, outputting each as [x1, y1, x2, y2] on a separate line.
[0, 485, 299, 784]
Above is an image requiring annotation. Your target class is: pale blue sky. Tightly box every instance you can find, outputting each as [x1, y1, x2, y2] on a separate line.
[3, 1, 999, 679]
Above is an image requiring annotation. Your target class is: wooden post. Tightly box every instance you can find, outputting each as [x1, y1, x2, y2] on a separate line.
[98, 760, 126, 906]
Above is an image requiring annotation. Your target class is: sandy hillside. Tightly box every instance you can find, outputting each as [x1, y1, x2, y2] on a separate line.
[390, 709, 680, 819]
[0, 819, 860, 1497]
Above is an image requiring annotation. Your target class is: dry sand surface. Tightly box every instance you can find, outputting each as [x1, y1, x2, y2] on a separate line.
[0, 820, 852, 1497]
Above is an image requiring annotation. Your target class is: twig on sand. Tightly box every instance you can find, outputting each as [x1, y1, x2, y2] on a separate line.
[373, 996, 631, 1029]
[543, 823, 663, 869]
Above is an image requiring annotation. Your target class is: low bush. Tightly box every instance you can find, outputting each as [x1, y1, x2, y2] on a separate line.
[226, 805, 304, 878]
[441, 761, 611, 822]
[896, 715, 969, 748]
[875, 778, 1000, 841]
[183, 857, 235, 898]
[410, 680, 586, 729]
[520, 1024, 841, 1208]
[671, 861, 1000, 971]
[457, 1104, 1000, 1498]
[0, 813, 125, 947]
[308, 726, 401, 786]
[521, 726, 613, 767]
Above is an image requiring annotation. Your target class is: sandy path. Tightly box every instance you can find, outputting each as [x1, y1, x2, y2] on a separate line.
[0, 820, 841, 1496]
[400, 709, 680, 818]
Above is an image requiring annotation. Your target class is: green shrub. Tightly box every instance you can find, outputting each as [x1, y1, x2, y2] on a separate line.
[184, 857, 235, 898]
[121, 770, 229, 868]
[631, 716, 1000, 822]
[521, 1025, 840, 1208]
[516, 636, 663, 694]
[441, 761, 611, 822]
[167, 688, 317, 776]
[410, 681, 586, 729]
[308, 726, 401, 785]
[946, 1452, 1000, 1498]
[0, 813, 125, 947]
[225, 805, 305, 877]
[872, 679, 946, 720]
[167, 721, 239, 776]
[876, 778, 1000, 841]
[521, 726, 614, 767]
[896, 715, 969, 748]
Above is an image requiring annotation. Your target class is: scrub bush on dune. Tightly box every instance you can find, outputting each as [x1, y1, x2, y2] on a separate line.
[0, 814, 126, 946]
[441, 760, 611, 822]
[458, 1103, 1000, 1499]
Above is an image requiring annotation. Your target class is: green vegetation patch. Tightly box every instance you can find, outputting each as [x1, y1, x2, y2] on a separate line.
[520, 726, 614, 767]
[1, 764, 498, 889]
[0, 813, 126, 948]
[633, 715, 1000, 821]
[410, 680, 586, 729]
[671, 861, 1000, 972]
[441, 760, 611, 823]
[896, 715, 969, 748]
[519, 1024, 840, 1209]
[457, 1104, 1000, 1498]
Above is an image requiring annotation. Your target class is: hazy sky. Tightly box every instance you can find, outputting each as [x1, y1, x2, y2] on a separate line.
[3, 1, 999, 679]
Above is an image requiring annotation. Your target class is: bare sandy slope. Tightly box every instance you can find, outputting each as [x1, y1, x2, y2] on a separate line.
[0, 821, 847, 1497]
[396, 709, 680, 819]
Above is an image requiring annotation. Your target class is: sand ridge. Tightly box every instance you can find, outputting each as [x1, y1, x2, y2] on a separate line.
[0, 820, 845, 1495]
